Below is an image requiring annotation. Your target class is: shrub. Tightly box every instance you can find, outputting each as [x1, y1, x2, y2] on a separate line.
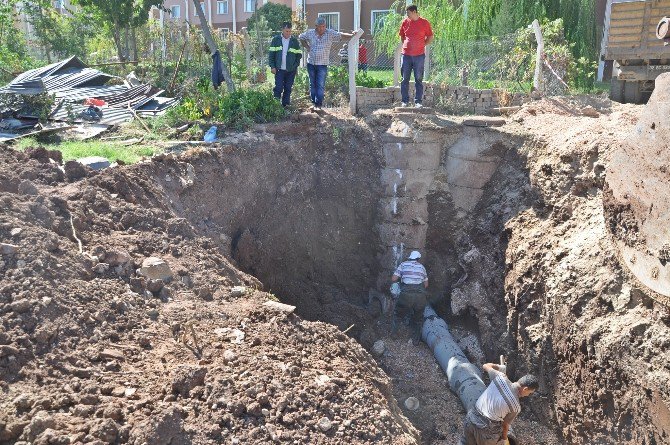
[218, 88, 285, 130]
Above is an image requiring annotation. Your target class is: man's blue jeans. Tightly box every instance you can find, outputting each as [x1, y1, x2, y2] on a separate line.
[273, 69, 297, 107]
[307, 63, 328, 106]
[400, 54, 426, 104]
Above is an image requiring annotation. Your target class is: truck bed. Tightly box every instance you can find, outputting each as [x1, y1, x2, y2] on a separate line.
[604, 0, 670, 61]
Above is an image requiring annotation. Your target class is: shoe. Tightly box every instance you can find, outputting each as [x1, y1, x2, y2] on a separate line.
[415, 103, 423, 108]
[401, 102, 408, 107]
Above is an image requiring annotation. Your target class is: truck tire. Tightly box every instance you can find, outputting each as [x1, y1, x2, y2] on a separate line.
[610, 78, 625, 103]
[624, 81, 643, 104]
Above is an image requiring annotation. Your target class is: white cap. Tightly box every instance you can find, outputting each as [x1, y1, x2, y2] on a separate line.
[408, 251, 421, 260]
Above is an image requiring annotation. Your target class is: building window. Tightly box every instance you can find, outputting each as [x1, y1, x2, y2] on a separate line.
[219, 28, 230, 38]
[318, 12, 339, 31]
[170, 5, 181, 18]
[199, 2, 206, 15]
[217, 0, 228, 14]
[244, 0, 256, 12]
[371, 10, 390, 34]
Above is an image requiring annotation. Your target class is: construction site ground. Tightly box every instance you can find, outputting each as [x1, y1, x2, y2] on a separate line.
[1, 95, 668, 445]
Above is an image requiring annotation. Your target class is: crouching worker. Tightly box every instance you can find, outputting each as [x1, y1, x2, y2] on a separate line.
[460, 363, 538, 445]
[269, 21, 302, 107]
[391, 250, 428, 345]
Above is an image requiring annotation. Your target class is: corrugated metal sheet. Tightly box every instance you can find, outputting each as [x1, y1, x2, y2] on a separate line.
[0, 56, 177, 128]
[49, 104, 134, 125]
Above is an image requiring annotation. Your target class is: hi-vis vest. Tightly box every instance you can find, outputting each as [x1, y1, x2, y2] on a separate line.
[268, 35, 302, 72]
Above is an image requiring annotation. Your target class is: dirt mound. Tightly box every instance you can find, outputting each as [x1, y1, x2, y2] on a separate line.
[0, 144, 418, 444]
[2, 99, 669, 445]
[498, 99, 670, 444]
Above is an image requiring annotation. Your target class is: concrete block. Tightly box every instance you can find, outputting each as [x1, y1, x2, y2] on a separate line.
[378, 222, 428, 248]
[379, 197, 429, 223]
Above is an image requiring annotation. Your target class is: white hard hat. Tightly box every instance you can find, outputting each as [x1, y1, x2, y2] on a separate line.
[408, 251, 421, 260]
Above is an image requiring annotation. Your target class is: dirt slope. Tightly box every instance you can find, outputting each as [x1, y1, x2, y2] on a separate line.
[0, 145, 418, 444]
[500, 98, 670, 444]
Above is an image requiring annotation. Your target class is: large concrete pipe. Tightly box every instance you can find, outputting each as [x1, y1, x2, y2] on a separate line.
[421, 305, 520, 445]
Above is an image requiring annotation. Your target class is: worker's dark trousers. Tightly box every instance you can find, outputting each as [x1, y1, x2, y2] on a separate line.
[392, 283, 427, 339]
[460, 408, 506, 445]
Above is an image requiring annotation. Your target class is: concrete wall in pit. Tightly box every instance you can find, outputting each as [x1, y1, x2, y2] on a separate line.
[374, 112, 515, 303]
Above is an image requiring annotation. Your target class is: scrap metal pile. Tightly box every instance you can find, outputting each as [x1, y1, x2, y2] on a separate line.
[0, 56, 178, 141]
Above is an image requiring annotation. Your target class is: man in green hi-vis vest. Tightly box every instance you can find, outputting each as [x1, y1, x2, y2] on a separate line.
[268, 21, 303, 107]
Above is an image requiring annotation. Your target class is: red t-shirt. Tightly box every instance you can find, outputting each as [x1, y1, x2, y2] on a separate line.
[359, 45, 368, 63]
[399, 17, 433, 56]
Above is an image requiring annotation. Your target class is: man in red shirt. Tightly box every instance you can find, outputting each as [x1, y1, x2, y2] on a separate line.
[358, 39, 369, 73]
[398, 5, 434, 107]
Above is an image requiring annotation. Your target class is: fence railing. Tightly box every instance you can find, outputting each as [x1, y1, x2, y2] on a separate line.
[13, 20, 570, 115]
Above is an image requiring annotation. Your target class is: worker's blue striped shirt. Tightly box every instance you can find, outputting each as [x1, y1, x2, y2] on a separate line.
[393, 260, 427, 285]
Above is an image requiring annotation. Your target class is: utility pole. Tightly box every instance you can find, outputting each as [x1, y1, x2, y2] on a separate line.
[190, 0, 235, 91]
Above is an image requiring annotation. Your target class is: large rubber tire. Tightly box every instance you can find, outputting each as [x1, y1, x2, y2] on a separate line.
[610, 78, 625, 103]
[624, 81, 643, 104]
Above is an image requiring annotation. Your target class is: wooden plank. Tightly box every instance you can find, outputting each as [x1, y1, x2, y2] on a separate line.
[612, 1, 647, 12]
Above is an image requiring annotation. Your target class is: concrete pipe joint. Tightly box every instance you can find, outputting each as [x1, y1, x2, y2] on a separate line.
[421, 306, 520, 445]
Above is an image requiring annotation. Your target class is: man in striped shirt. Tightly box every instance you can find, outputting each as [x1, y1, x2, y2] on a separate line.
[299, 18, 354, 110]
[460, 363, 538, 445]
[391, 250, 428, 344]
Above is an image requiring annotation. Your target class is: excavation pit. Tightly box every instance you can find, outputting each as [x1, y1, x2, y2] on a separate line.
[1, 98, 668, 445]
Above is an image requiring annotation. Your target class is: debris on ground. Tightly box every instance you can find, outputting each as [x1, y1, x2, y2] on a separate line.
[0, 56, 178, 141]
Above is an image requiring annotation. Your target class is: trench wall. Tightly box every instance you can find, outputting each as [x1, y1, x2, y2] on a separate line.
[356, 85, 527, 114]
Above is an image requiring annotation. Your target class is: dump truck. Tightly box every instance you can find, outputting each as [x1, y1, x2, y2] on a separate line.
[600, 0, 670, 104]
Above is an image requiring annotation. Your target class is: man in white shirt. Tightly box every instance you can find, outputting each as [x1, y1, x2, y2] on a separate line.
[460, 363, 538, 445]
[391, 250, 428, 345]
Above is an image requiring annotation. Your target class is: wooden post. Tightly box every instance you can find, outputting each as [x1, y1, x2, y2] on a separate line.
[393, 43, 402, 86]
[532, 19, 544, 94]
[241, 28, 252, 78]
[191, 0, 235, 92]
[348, 28, 364, 114]
[424, 45, 431, 80]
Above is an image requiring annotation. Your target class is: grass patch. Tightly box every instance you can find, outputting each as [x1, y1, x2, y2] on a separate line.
[15, 137, 158, 164]
[365, 67, 394, 85]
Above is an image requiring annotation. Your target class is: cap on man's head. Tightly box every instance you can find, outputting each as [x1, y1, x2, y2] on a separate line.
[281, 21, 292, 29]
[315, 17, 326, 26]
[408, 251, 421, 260]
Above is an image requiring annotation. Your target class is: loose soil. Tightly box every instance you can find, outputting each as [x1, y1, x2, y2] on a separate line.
[1, 97, 668, 445]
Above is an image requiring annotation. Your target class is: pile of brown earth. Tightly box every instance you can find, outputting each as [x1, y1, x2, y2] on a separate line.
[0, 145, 418, 444]
[1, 94, 669, 445]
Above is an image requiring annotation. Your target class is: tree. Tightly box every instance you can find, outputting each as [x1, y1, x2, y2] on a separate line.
[0, 0, 30, 78]
[246, 2, 292, 32]
[71, 0, 164, 63]
[22, 0, 96, 63]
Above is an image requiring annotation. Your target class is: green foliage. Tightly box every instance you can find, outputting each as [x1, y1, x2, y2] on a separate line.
[356, 70, 387, 88]
[22, 0, 98, 62]
[247, 2, 292, 32]
[71, 0, 164, 61]
[0, 0, 31, 80]
[219, 88, 285, 129]
[15, 138, 156, 164]
[492, 18, 593, 92]
[375, 0, 598, 90]
[169, 81, 286, 130]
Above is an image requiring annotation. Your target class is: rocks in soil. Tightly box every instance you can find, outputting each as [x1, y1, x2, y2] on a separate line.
[138, 257, 173, 282]
[127, 406, 186, 445]
[17, 180, 39, 195]
[64, 160, 90, 181]
[229, 286, 246, 298]
[171, 365, 207, 397]
[318, 417, 333, 432]
[0, 243, 18, 254]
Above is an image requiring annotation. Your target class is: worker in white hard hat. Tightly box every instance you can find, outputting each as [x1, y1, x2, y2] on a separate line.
[390, 250, 428, 345]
